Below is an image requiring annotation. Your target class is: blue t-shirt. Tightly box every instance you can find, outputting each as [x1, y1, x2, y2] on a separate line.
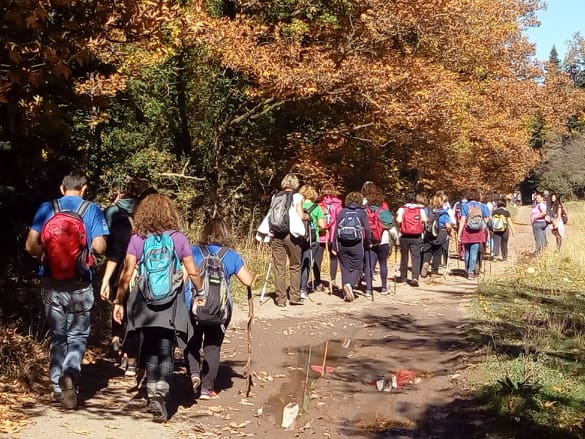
[185, 244, 245, 310]
[460, 200, 491, 219]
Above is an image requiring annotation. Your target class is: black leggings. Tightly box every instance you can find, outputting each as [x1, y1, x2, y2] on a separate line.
[140, 327, 174, 398]
[186, 323, 225, 392]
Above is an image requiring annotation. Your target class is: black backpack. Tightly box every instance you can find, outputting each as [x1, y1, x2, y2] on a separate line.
[336, 208, 363, 244]
[194, 246, 232, 327]
[268, 191, 294, 235]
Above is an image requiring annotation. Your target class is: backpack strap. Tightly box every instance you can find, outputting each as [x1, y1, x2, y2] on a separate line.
[51, 199, 60, 214]
[215, 246, 230, 261]
[199, 245, 210, 258]
[76, 200, 91, 218]
[306, 203, 318, 215]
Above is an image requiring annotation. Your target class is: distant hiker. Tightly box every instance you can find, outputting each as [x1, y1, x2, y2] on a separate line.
[298, 184, 326, 299]
[453, 196, 468, 260]
[332, 191, 371, 301]
[99, 177, 152, 378]
[456, 188, 490, 279]
[530, 191, 548, 255]
[435, 190, 456, 267]
[186, 218, 254, 400]
[365, 189, 394, 294]
[489, 199, 515, 261]
[421, 194, 452, 278]
[268, 173, 306, 306]
[395, 192, 427, 287]
[112, 194, 203, 423]
[549, 192, 565, 250]
[24, 170, 109, 409]
[315, 184, 343, 293]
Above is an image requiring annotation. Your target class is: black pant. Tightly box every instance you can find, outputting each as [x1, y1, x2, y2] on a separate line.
[141, 327, 174, 398]
[314, 243, 339, 287]
[399, 235, 422, 280]
[492, 230, 509, 259]
[186, 323, 225, 392]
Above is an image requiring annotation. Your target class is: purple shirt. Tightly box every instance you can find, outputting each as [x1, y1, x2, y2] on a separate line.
[127, 231, 192, 262]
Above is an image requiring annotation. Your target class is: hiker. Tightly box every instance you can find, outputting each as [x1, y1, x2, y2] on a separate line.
[298, 184, 326, 299]
[395, 192, 427, 287]
[315, 184, 343, 293]
[365, 189, 394, 294]
[112, 193, 203, 423]
[530, 191, 548, 255]
[186, 217, 254, 400]
[456, 188, 491, 279]
[489, 199, 515, 261]
[453, 196, 468, 260]
[436, 190, 456, 267]
[549, 192, 565, 250]
[421, 194, 452, 278]
[99, 178, 152, 378]
[268, 173, 306, 306]
[24, 170, 109, 409]
[332, 191, 371, 301]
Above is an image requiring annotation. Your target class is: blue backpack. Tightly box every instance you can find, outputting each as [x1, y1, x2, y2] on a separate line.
[137, 231, 183, 306]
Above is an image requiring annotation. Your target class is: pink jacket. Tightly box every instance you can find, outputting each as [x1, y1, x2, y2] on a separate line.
[319, 195, 343, 244]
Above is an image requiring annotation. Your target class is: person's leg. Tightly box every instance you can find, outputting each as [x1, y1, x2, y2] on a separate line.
[421, 242, 432, 277]
[200, 325, 226, 395]
[42, 287, 67, 396]
[286, 235, 303, 303]
[377, 244, 390, 290]
[185, 323, 204, 386]
[492, 233, 501, 258]
[364, 247, 374, 293]
[299, 246, 311, 297]
[431, 244, 441, 273]
[464, 243, 471, 273]
[500, 231, 509, 260]
[329, 246, 339, 289]
[399, 237, 409, 279]
[409, 238, 422, 281]
[313, 243, 325, 289]
[533, 222, 545, 254]
[271, 238, 288, 305]
[467, 242, 480, 275]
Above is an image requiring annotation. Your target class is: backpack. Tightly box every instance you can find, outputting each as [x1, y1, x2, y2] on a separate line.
[303, 203, 319, 242]
[336, 208, 363, 244]
[424, 208, 440, 239]
[465, 202, 485, 231]
[40, 199, 92, 280]
[136, 231, 183, 306]
[268, 191, 294, 235]
[194, 246, 232, 326]
[491, 213, 508, 232]
[366, 206, 383, 244]
[400, 206, 424, 235]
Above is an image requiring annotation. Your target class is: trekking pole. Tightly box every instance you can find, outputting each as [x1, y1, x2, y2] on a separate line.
[245, 285, 254, 397]
[259, 260, 272, 305]
[368, 246, 374, 302]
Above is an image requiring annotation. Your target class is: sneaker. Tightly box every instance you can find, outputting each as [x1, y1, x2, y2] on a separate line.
[420, 262, 430, 278]
[191, 373, 201, 392]
[364, 289, 373, 297]
[125, 365, 137, 377]
[276, 302, 287, 307]
[289, 300, 304, 306]
[379, 288, 389, 295]
[58, 374, 78, 410]
[199, 389, 219, 400]
[343, 284, 354, 302]
[148, 393, 168, 423]
[408, 279, 419, 287]
[300, 290, 308, 300]
[466, 272, 475, 280]
[315, 284, 324, 293]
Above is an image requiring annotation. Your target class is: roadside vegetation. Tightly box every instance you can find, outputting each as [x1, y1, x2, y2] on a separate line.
[471, 201, 585, 437]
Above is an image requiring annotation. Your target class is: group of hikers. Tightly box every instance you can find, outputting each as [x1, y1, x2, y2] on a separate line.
[22, 169, 565, 424]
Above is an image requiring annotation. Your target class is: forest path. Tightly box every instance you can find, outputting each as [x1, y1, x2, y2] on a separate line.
[10, 207, 536, 439]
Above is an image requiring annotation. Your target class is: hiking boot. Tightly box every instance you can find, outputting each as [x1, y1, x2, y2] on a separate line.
[148, 393, 168, 423]
[199, 389, 219, 400]
[420, 262, 430, 278]
[289, 300, 304, 306]
[408, 279, 419, 287]
[58, 374, 78, 410]
[394, 276, 406, 283]
[343, 284, 354, 302]
[191, 373, 201, 393]
[379, 288, 389, 295]
[315, 284, 324, 293]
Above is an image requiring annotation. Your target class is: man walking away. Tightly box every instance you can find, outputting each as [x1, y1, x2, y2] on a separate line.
[25, 170, 109, 409]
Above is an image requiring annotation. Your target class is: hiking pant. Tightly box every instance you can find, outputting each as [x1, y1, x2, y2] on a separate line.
[186, 323, 225, 393]
[422, 242, 442, 274]
[300, 241, 319, 292]
[464, 242, 481, 275]
[367, 244, 390, 290]
[492, 230, 509, 260]
[399, 235, 422, 281]
[141, 327, 174, 398]
[532, 220, 547, 254]
[314, 243, 338, 288]
[42, 283, 93, 394]
[271, 234, 304, 304]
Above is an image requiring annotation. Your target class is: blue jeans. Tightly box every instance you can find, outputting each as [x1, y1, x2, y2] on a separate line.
[42, 283, 94, 394]
[464, 243, 481, 275]
[532, 221, 548, 254]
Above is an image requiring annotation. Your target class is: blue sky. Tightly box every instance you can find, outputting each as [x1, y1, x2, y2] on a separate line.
[525, 0, 585, 61]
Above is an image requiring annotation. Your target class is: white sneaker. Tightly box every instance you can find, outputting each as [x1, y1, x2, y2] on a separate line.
[343, 284, 354, 302]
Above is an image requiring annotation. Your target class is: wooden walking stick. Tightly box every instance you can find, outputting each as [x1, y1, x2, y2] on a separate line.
[245, 285, 254, 397]
[320, 341, 329, 376]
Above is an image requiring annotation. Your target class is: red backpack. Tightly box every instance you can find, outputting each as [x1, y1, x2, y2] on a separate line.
[400, 206, 424, 235]
[41, 200, 93, 280]
[366, 206, 383, 244]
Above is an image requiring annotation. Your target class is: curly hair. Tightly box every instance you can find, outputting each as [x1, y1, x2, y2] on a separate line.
[198, 217, 235, 248]
[367, 190, 385, 206]
[133, 194, 180, 235]
[299, 184, 318, 202]
[280, 173, 300, 191]
[345, 191, 364, 205]
[320, 183, 338, 197]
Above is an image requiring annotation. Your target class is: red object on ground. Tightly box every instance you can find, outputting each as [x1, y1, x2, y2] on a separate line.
[394, 370, 417, 388]
[310, 365, 335, 374]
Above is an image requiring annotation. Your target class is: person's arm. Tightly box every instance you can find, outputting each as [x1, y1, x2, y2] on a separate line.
[183, 255, 203, 292]
[91, 236, 107, 255]
[25, 229, 43, 258]
[112, 253, 137, 324]
[100, 259, 118, 301]
[236, 264, 254, 286]
[457, 215, 467, 241]
[508, 214, 516, 235]
[295, 196, 304, 219]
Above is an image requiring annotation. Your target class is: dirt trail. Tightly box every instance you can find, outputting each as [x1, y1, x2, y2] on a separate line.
[11, 207, 536, 439]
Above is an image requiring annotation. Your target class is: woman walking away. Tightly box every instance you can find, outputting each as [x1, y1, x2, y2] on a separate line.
[332, 191, 371, 301]
[421, 194, 452, 278]
[187, 218, 254, 400]
[457, 189, 490, 280]
[365, 189, 394, 294]
[549, 192, 565, 250]
[299, 185, 326, 299]
[113, 194, 203, 423]
[316, 184, 343, 293]
[490, 199, 515, 261]
[396, 192, 427, 287]
[530, 191, 548, 255]
[268, 173, 306, 306]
